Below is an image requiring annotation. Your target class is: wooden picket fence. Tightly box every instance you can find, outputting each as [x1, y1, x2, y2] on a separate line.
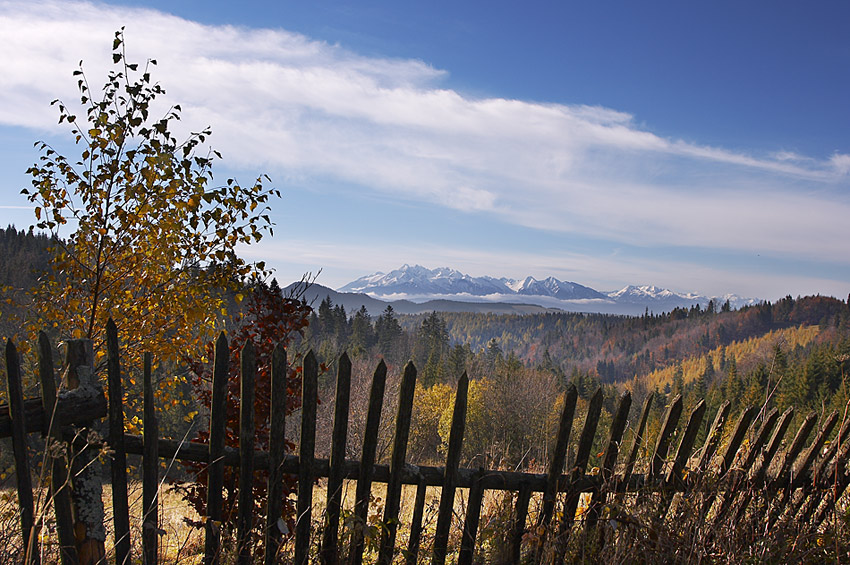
[2, 319, 850, 564]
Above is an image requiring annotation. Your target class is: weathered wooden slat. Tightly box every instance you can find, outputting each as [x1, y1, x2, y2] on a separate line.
[586, 391, 631, 532]
[405, 477, 428, 565]
[433, 373, 470, 565]
[791, 410, 838, 491]
[694, 400, 731, 477]
[295, 350, 318, 565]
[511, 482, 533, 564]
[0, 393, 108, 438]
[763, 411, 819, 529]
[534, 383, 578, 561]
[458, 468, 486, 565]
[699, 405, 758, 520]
[760, 408, 836, 527]
[665, 399, 706, 491]
[5, 340, 39, 565]
[809, 419, 850, 528]
[38, 332, 77, 565]
[657, 399, 706, 525]
[619, 392, 654, 488]
[142, 352, 158, 565]
[554, 387, 604, 562]
[349, 360, 387, 565]
[264, 343, 287, 565]
[774, 410, 840, 527]
[321, 352, 352, 565]
[204, 332, 229, 565]
[716, 405, 758, 479]
[648, 394, 683, 484]
[711, 407, 778, 524]
[237, 342, 256, 565]
[769, 411, 818, 492]
[796, 423, 849, 529]
[732, 407, 794, 521]
[377, 361, 417, 565]
[63, 339, 106, 565]
[106, 320, 131, 565]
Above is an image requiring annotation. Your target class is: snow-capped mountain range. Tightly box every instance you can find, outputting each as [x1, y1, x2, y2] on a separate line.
[337, 264, 758, 314]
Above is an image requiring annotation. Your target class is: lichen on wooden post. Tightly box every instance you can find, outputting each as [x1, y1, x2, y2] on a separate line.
[62, 339, 106, 564]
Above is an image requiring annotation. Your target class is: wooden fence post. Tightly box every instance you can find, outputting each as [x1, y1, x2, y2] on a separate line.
[63, 339, 106, 565]
[553, 387, 603, 561]
[377, 361, 417, 565]
[619, 392, 654, 490]
[458, 467, 485, 565]
[694, 401, 731, 477]
[432, 372, 469, 565]
[349, 360, 387, 565]
[511, 481, 533, 563]
[295, 351, 318, 565]
[105, 320, 131, 565]
[648, 394, 683, 484]
[321, 352, 352, 565]
[405, 476, 428, 565]
[204, 332, 229, 565]
[38, 332, 78, 565]
[535, 384, 578, 562]
[5, 340, 39, 564]
[733, 406, 794, 521]
[237, 342, 257, 565]
[142, 352, 159, 565]
[586, 391, 631, 534]
[264, 343, 287, 565]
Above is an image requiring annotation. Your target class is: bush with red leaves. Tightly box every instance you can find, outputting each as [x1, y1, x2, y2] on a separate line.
[179, 278, 314, 551]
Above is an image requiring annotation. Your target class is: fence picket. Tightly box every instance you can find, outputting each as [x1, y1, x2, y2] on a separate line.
[142, 352, 158, 565]
[695, 400, 730, 477]
[38, 332, 77, 565]
[321, 352, 352, 565]
[264, 343, 287, 565]
[586, 391, 631, 534]
[295, 350, 319, 565]
[665, 399, 706, 491]
[377, 361, 418, 565]
[405, 476, 428, 565]
[511, 482, 533, 564]
[350, 360, 387, 565]
[620, 392, 653, 488]
[237, 342, 257, 565]
[733, 406, 794, 521]
[106, 320, 131, 565]
[458, 468, 485, 565]
[535, 383, 578, 561]
[62, 339, 106, 565]
[554, 387, 603, 561]
[204, 332, 229, 565]
[433, 372, 469, 565]
[648, 394, 683, 484]
[5, 340, 38, 564]
[712, 407, 780, 522]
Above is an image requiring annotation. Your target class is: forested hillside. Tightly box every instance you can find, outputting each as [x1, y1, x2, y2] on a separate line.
[301, 291, 850, 468]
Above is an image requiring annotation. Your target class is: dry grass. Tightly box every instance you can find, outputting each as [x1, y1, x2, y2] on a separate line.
[3, 470, 850, 563]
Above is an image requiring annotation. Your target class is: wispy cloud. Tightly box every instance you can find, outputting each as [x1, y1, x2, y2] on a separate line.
[1, 0, 848, 272]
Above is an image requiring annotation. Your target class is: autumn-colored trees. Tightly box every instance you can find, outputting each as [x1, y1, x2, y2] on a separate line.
[21, 29, 278, 373]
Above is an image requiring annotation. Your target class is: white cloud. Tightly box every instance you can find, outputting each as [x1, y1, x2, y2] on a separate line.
[1, 0, 849, 269]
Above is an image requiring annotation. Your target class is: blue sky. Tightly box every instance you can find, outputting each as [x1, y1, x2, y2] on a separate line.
[1, 0, 849, 300]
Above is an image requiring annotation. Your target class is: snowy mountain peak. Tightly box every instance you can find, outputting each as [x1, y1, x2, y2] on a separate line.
[337, 265, 758, 314]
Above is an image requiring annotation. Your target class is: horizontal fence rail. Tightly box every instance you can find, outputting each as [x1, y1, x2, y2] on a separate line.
[3, 320, 850, 563]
